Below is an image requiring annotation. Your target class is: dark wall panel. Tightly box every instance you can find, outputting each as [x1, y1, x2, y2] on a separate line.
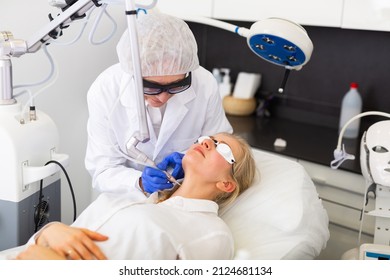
[188, 21, 390, 128]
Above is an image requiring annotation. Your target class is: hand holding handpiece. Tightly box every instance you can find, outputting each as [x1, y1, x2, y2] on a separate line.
[141, 152, 184, 193]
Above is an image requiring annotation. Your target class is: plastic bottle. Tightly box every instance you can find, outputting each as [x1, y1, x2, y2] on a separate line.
[338, 82, 363, 139]
[218, 68, 232, 99]
[212, 68, 222, 84]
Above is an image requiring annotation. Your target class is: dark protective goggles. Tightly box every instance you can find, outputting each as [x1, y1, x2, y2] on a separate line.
[142, 72, 192, 95]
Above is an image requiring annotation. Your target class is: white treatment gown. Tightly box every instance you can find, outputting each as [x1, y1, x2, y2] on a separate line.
[0, 192, 234, 260]
[72, 192, 234, 259]
[85, 64, 233, 194]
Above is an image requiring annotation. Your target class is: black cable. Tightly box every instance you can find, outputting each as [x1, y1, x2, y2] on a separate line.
[35, 160, 77, 232]
[45, 160, 77, 221]
[35, 177, 46, 233]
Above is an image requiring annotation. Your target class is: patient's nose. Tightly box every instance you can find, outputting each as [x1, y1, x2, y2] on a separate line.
[202, 139, 213, 149]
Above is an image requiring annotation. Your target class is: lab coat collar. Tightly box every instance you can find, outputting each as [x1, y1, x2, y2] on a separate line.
[119, 74, 157, 145]
[119, 73, 136, 107]
[153, 87, 195, 157]
[160, 196, 219, 214]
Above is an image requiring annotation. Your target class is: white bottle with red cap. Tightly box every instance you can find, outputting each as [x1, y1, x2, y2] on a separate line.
[338, 82, 363, 138]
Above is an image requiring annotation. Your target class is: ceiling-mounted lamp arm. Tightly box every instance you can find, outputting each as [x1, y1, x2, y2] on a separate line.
[179, 14, 249, 37]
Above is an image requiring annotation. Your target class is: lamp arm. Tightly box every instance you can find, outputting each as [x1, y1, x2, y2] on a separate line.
[179, 14, 249, 38]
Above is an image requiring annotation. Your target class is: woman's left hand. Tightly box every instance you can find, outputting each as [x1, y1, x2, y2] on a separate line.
[16, 245, 66, 260]
[36, 223, 108, 260]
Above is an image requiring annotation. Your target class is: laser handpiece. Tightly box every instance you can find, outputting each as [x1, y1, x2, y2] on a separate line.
[161, 170, 181, 186]
[148, 164, 181, 186]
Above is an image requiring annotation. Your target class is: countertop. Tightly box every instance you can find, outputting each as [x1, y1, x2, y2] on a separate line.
[227, 115, 362, 174]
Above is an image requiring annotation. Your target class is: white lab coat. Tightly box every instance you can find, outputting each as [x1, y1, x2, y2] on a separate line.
[85, 64, 233, 194]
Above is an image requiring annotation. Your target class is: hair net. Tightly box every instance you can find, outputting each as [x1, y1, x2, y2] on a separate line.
[116, 11, 199, 76]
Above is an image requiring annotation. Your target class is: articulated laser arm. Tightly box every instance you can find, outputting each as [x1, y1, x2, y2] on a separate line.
[0, 0, 105, 105]
[1, 0, 153, 163]
[1, 0, 100, 57]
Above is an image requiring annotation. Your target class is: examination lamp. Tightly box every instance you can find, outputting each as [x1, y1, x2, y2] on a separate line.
[178, 15, 314, 93]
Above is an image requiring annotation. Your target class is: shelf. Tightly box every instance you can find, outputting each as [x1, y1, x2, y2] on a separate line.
[227, 115, 362, 174]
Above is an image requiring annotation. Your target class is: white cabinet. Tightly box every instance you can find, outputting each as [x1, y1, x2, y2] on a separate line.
[156, 0, 213, 17]
[298, 159, 377, 259]
[155, 0, 390, 32]
[298, 159, 375, 235]
[342, 0, 390, 32]
[213, 0, 344, 27]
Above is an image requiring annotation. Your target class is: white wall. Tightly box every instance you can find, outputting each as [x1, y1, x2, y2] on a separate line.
[1, 1, 127, 224]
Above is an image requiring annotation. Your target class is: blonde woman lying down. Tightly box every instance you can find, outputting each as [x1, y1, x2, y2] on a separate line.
[13, 133, 257, 260]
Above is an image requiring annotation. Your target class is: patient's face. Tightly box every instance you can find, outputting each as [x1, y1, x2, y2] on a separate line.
[184, 133, 241, 180]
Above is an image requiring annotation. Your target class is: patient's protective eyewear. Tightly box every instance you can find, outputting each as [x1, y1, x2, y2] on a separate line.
[142, 72, 192, 95]
[196, 136, 236, 165]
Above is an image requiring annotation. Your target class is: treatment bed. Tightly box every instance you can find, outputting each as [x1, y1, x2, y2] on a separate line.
[220, 148, 330, 259]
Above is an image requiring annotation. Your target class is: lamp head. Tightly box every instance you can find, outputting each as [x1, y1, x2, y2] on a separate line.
[360, 120, 390, 186]
[246, 18, 313, 70]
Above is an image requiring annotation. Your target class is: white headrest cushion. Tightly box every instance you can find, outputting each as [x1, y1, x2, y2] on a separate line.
[219, 149, 329, 259]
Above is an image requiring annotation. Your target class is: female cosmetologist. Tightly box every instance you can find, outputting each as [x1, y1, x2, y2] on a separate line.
[85, 10, 233, 196]
[13, 133, 257, 260]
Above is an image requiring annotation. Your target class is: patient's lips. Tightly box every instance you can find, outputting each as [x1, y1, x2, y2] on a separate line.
[193, 146, 205, 157]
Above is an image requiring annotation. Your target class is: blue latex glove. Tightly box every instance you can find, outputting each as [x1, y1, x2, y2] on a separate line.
[141, 152, 184, 193]
[157, 152, 185, 180]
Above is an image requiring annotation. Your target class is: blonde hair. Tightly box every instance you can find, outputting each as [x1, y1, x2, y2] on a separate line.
[214, 133, 257, 208]
[158, 133, 258, 207]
